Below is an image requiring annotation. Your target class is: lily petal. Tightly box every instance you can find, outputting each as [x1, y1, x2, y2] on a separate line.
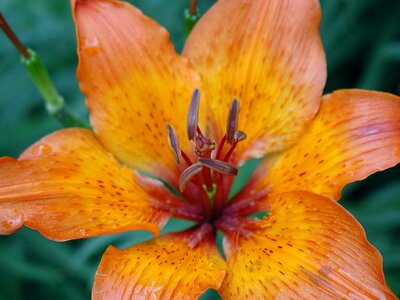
[0, 129, 171, 240]
[72, 0, 201, 183]
[218, 191, 395, 299]
[92, 226, 226, 299]
[263, 89, 400, 199]
[183, 0, 326, 163]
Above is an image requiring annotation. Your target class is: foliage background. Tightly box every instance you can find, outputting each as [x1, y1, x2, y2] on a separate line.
[1, 0, 400, 298]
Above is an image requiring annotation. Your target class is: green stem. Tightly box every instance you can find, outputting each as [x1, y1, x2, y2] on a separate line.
[1, 12, 88, 128]
[21, 49, 89, 128]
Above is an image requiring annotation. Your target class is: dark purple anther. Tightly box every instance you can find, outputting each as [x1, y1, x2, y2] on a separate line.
[187, 89, 201, 140]
[198, 157, 238, 176]
[226, 98, 239, 144]
[179, 163, 203, 192]
[234, 130, 247, 142]
[166, 124, 181, 164]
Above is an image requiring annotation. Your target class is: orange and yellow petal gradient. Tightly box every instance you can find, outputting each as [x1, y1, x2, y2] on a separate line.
[0, 129, 171, 240]
[93, 227, 226, 299]
[219, 191, 395, 299]
[262, 90, 400, 200]
[72, 0, 202, 183]
[183, 0, 326, 163]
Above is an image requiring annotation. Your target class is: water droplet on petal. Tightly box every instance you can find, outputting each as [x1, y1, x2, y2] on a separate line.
[79, 229, 88, 236]
[82, 37, 101, 55]
[39, 144, 52, 156]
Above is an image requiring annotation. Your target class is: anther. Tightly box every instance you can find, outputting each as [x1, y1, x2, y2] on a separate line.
[226, 98, 239, 144]
[187, 89, 201, 140]
[198, 158, 238, 176]
[234, 130, 247, 142]
[179, 163, 203, 192]
[166, 124, 181, 164]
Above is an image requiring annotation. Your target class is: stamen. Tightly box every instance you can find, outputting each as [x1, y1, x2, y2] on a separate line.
[234, 130, 247, 142]
[187, 89, 201, 140]
[166, 124, 181, 164]
[223, 131, 247, 162]
[198, 158, 238, 176]
[165, 89, 248, 219]
[179, 162, 203, 192]
[226, 98, 239, 144]
[223, 142, 238, 162]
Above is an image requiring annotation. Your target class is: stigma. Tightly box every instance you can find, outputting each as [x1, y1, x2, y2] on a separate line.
[166, 89, 247, 219]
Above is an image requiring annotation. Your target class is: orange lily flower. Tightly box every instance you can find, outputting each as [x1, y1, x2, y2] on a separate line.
[1, 0, 400, 298]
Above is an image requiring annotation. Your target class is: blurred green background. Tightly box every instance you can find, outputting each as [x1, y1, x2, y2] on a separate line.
[1, 0, 400, 299]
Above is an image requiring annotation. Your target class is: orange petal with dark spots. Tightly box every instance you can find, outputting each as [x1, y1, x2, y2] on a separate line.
[219, 191, 396, 299]
[92, 226, 226, 299]
[0, 128, 171, 240]
[72, 0, 201, 183]
[262, 89, 400, 199]
[183, 0, 326, 163]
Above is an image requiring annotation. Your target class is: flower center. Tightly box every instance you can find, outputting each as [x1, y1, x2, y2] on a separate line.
[166, 89, 247, 221]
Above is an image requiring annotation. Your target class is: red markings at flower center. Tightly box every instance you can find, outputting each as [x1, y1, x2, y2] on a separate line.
[166, 89, 247, 221]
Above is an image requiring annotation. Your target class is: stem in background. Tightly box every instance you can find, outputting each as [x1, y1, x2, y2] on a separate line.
[189, 0, 197, 16]
[0, 12, 89, 128]
[184, 1, 201, 39]
[0, 12, 30, 59]
[21, 50, 88, 128]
